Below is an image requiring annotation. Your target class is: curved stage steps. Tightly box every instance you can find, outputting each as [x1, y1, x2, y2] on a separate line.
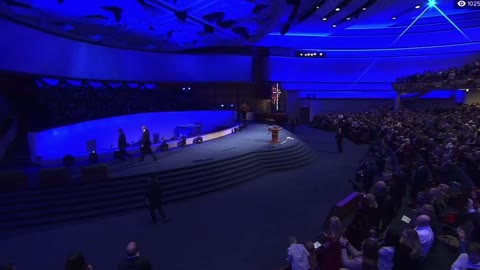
[0, 131, 316, 232]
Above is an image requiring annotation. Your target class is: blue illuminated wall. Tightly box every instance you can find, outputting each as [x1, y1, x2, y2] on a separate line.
[27, 110, 236, 160]
[261, 28, 480, 51]
[0, 19, 252, 82]
[267, 52, 477, 92]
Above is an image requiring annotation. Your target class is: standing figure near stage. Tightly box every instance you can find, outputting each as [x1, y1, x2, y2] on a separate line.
[335, 128, 344, 153]
[118, 128, 131, 160]
[140, 125, 158, 162]
[240, 102, 250, 126]
[289, 116, 297, 133]
[145, 176, 170, 224]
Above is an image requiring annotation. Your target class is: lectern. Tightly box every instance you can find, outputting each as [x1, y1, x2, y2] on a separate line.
[268, 126, 282, 143]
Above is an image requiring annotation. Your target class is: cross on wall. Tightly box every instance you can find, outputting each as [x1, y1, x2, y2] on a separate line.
[271, 83, 281, 111]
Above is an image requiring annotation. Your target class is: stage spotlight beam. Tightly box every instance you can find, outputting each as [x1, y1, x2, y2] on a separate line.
[432, 5, 472, 42]
[391, 5, 430, 45]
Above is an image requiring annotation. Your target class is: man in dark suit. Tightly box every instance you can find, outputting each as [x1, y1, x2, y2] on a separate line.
[335, 128, 344, 153]
[118, 242, 152, 270]
[140, 126, 157, 162]
[289, 116, 297, 133]
[118, 128, 131, 160]
[240, 102, 250, 127]
[145, 176, 170, 224]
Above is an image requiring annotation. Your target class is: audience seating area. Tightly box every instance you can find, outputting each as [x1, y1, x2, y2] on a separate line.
[394, 57, 480, 91]
[284, 104, 480, 270]
[32, 83, 213, 130]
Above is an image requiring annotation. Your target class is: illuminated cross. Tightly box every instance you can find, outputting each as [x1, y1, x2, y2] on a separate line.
[271, 83, 282, 111]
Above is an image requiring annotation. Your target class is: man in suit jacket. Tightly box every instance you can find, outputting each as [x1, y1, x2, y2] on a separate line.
[140, 126, 157, 162]
[118, 128, 131, 160]
[146, 176, 170, 223]
[335, 128, 344, 153]
[118, 242, 152, 270]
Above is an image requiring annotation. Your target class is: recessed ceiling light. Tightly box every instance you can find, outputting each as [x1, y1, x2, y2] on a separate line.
[332, 24, 337, 27]
[362, 7, 367, 10]
[415, 5, 421, 8]
[335, 7, 340, 11]
[322, 17, 327, 21]
[346, 17, 351, 20]
[392, 16, 397, 20]
[316, 6, 320, 9]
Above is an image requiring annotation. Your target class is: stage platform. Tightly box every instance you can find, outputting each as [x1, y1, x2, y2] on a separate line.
[0, 124, 316, 232]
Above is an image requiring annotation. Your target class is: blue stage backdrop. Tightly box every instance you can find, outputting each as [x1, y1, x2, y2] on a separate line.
[0, 19, 252, 82]
[27, 110, 236, 160]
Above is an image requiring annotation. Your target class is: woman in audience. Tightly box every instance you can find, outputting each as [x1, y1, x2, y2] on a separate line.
[346, 195, 379, 250]
[451, 241, 480, 269]
[430, 187, 447, 217]
[378, 231, 399, 270]
[416, 204, 437, 229]
[65, 252, 92, 270]
[366, 193, 380, 229]
[393, 229, 423, 270]
[305, 241, 318, 270]
[316, 216, 342, 270]
[340, 237, 378, 270]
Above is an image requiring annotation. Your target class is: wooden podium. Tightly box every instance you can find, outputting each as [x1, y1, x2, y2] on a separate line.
[268, 126, 282, 143]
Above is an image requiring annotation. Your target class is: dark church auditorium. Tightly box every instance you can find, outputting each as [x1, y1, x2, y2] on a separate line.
[2, 0, 480, 269]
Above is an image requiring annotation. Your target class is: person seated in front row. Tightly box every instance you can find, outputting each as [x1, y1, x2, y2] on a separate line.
[451, 241, 480, 270]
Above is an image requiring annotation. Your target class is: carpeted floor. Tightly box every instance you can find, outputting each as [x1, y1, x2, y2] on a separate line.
[0, 125, 369, 270]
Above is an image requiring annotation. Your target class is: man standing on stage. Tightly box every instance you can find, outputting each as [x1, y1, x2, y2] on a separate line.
[140, 125, 158, 162]
[240, 102, 250, 127]
[118, 128, 131, 160]
[335, 128, 344, 153]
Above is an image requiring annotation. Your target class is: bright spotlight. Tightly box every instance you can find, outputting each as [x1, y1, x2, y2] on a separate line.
[346, 17, 351, 20]
[415, 5, 421, 8]
[392, 16, 397, 20]
[322, 17, 327, 21]
[335, 7, 340, 11]
[332, 24, 337, 28]
[428, 0, 436, 7]
[316, 6, 319, 9]
[362, 7, 367, 10]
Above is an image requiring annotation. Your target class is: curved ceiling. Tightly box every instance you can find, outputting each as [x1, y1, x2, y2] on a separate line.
[1, 0, 480, 52]
[260, 0, 480, 50]
[0, 0, 284, 51]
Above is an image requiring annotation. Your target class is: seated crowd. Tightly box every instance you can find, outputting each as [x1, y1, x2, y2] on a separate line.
[62, 241, 152, 270]
[394, 58, 480, 91]
[28, 83, 210, 130]
[287, 104, 480, 270]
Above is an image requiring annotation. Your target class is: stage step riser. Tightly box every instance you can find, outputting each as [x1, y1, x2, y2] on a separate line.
[0, 142, 317, 231]
[0, 145, 312, 208]
[0, 153, 314, 218]
[0, 168, 268, 230]
[0, 141, 308, 199]
[0, 153, 315, 219]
